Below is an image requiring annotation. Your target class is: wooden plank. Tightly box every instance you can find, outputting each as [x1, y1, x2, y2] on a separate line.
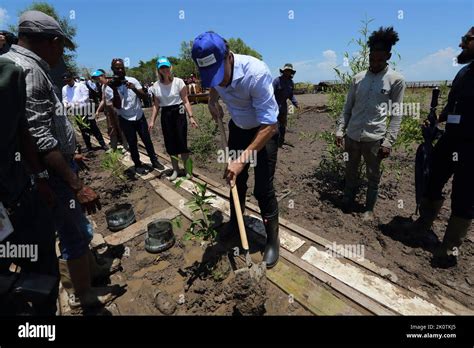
[121, 153, 160, 180]
[177, 179, 230, 216]
[277, 216, 399, 282]
[104, 206, 180, 246]
[301, 246, 453, 316]
[280, 249, 396, 316]
[149, 179, 195, 220]
[268, 260, 364, 315]
[407, 286, 474, 315]
[91, 233, 106, 248]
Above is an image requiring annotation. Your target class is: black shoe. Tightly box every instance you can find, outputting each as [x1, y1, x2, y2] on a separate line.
[432, 254, 457, 268]
[152, 160, 165, 170]
[340, 196, 354, 214]
[135, 165, 149, 175]
[263, 216, 280, 269]
[101, 144, 110, 151]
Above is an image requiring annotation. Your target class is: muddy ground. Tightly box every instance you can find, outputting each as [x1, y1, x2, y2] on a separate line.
[72, 150, 310, 315]
[131, 93, 472, 310]
[91, 92, 472, 312]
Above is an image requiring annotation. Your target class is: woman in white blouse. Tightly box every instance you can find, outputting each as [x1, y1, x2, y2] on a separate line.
[149, 56, 198, 180]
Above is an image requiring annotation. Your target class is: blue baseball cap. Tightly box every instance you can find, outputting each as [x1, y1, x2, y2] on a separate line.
[156, 56, 171, 69]
[91, 70, 104, 77]
[191, 32, 227, 88]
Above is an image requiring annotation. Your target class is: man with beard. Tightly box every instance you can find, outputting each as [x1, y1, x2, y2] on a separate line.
[336, 27, 405, 222]
[411, 27, 474, 268]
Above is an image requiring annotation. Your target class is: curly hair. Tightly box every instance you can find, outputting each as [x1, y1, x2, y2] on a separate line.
[368, 26, 399, 52]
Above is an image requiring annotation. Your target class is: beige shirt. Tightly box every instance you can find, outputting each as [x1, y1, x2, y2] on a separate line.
[336, 65, 406, 148]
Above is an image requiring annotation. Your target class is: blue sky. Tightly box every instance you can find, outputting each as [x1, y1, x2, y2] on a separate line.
[1, 0, 473, 82]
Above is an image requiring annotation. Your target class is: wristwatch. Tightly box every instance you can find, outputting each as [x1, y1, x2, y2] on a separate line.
[34, 170, 49, 180]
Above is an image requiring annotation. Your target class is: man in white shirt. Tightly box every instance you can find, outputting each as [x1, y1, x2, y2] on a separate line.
[92, 69, 128, 151]
[110, 58, 164, 174]
[62, 72, 108, 151]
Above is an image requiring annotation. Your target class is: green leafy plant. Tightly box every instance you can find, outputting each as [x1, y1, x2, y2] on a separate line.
[294, 82, 315, 94]
[317, 131, 346, 179]
[174, 158, 217, 241]
[188, 104, 218, 163]
[393, 115, 423, 152]
[171, 216, 183, 230]
[298, 131, 320, 143]
[100, 149, 126, 181]
[73, 114, 90, 130]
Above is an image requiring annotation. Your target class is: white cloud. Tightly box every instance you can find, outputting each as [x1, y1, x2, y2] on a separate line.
[0, 8, 8, 26]
[401, 47, 461, 81]
[322, 49, 337, 61]
[291, 49, 339, 83]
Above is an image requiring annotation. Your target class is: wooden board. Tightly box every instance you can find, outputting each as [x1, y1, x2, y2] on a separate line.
[280, 249, 396, 315]
[301, 246, 453, 316]
[149, 179, 196, 221]
[268, 260, 364, 315]
[104, 206, 180, 246]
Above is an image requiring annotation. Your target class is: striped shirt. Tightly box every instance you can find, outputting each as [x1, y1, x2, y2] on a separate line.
[2, 45, 76, 155]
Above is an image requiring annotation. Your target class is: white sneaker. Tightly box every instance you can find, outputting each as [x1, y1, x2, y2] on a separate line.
[168, 170, 178, 181]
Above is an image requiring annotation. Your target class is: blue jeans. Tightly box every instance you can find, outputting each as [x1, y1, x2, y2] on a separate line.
[48, 161, 93, 260]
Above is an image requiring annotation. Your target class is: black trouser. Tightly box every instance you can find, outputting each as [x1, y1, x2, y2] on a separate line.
[78, 117, 106, 150]
[277, 108, 288, 146]
[0, 186, 59, 315]
[161, 104, 190, 155]
[424, 135, 474, 219]
[119, 114, 157, 167]
[228, 120, 279, 222]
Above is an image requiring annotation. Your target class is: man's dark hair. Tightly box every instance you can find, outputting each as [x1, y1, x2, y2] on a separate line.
[111, 58, 124, 68]
[62, 72, 73, 79]
[368, 26, 399, 52]
[0, 31, 18, 45]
